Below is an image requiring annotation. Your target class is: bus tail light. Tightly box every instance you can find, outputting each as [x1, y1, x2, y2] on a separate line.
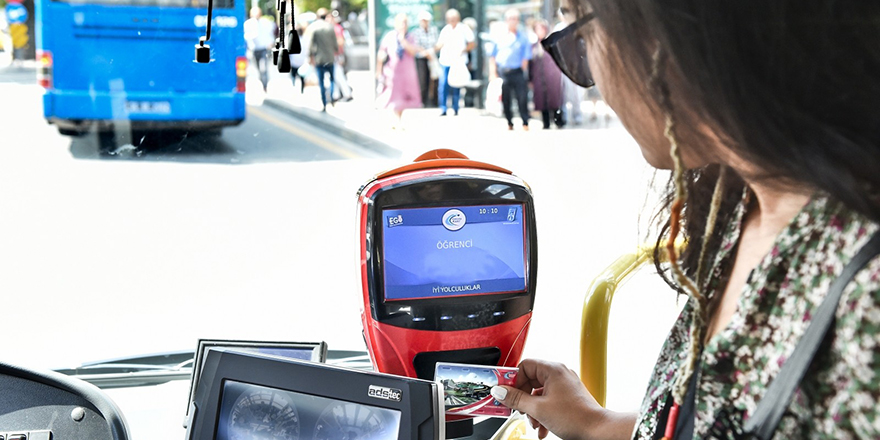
[235, 56, 247, 93]
[37, 50, 53, 89]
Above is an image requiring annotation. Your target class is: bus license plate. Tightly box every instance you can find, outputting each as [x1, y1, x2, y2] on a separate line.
[125, 100, 171, 114]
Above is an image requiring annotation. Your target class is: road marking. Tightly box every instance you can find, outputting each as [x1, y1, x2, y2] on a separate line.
[248, 105, 361, 159]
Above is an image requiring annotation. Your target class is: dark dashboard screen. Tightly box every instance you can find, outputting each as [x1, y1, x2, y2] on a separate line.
[217, 380, 402, 440]
[186, 340, 326, 422]
[381, 204, 527, 301]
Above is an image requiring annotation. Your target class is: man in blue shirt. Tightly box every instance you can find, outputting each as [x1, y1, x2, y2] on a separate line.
[489, 9, 533, 130]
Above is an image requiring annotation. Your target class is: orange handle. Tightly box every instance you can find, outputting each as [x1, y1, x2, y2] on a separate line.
[375, 149, 512, 179]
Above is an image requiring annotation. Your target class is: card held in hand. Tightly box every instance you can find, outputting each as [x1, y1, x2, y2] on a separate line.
[434, 362, 518, 417]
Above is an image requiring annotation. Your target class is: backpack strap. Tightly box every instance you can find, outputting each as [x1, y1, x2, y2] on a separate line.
[744, 230, 880, 439]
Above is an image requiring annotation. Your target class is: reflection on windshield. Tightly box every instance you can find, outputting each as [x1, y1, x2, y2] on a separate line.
[51, 0, 234, 7]
[0, 0, 674, 436]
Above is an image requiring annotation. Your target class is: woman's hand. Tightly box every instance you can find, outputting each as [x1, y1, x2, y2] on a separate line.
[490, 359, 637, 440]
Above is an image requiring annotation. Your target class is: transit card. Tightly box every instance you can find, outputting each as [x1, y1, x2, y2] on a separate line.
[434, 362, 517, 417]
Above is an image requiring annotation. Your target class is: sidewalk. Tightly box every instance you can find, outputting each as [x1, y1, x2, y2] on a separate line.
[252, 69, 620, 159]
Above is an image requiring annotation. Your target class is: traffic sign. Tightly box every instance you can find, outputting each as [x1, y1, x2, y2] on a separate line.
[10, 23, 29, 49]
[6, 3, 28, 25]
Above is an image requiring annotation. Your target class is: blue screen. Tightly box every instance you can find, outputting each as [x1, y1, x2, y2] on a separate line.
[381, 204, 527, 301]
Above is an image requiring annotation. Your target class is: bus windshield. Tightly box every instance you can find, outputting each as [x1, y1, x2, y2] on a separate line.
[0, 0, 676, 439]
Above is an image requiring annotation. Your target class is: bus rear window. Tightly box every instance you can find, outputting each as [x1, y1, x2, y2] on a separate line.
[51, 0, 235, 8]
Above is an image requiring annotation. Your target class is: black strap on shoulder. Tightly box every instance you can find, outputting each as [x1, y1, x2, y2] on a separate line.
[743, 231, 880, 440]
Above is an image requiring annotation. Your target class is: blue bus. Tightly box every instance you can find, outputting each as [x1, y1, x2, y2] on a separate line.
[34, 0, 246, 138]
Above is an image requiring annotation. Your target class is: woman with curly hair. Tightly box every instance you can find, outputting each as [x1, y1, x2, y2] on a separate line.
[490, 1, 880, 439]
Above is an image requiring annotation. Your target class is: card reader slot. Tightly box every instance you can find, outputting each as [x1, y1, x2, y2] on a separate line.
[412, 348, 502, 381]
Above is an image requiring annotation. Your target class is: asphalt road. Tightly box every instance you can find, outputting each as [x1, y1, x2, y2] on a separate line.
[0, 65, 404, 368]
[65, 102, 386, 164]
[0, 65, 386, 164]
[0, 64, 404, 440]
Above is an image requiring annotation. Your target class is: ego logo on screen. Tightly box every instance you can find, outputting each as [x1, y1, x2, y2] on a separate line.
[368, 385, 402, 402]
[388, 214, 404, 228]
[442, 209, 466, 231]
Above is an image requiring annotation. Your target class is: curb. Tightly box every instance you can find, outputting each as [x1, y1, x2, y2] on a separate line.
[262, 98, 401, 158]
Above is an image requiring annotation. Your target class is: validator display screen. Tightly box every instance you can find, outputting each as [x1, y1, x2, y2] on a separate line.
[217, 380, 402, 440]
[381, 204, 527, 301]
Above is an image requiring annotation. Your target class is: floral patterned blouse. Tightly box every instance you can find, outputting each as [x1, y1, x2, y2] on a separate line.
[632, 193, 880, 439]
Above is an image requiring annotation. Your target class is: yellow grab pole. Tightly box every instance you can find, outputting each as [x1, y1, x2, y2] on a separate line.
[579, 242, 678, 407]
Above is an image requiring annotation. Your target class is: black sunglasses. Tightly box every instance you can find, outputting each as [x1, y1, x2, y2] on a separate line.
[541, 12, 596, 88]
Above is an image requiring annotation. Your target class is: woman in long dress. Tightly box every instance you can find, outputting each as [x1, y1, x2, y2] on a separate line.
[376, 13, 422, 128]
[529, 19, 564, 129]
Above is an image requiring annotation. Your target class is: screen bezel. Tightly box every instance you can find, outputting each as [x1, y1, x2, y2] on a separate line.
[364, 174, 538, 332]
[379, 202, 529, 302]
[185, 339, 327, 420]
[186, 349, 442, 440]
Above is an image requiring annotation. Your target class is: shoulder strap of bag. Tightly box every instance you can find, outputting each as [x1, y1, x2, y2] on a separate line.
[743, 230, 880, 439]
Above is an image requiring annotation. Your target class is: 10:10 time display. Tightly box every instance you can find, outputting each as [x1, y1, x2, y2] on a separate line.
[478, 207, 499, 215]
